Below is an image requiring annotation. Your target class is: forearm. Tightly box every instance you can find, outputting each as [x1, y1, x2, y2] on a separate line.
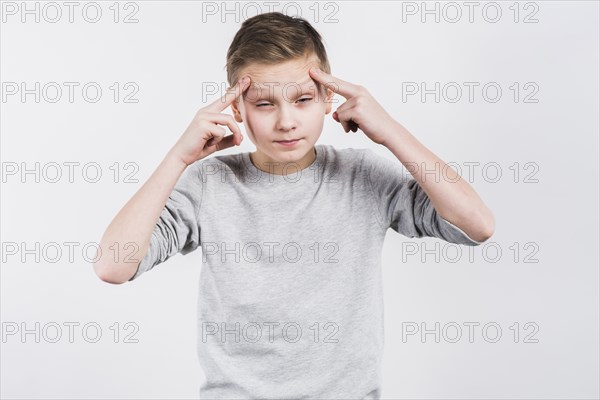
[382, 121, 495, 242]
[93, 149, 189, 284]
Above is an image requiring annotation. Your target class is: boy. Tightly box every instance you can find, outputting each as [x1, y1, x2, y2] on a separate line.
[94, 12, 494, 399]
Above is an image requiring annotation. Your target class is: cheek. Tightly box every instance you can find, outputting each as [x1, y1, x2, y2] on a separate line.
[307, 98, 328, 117]
[242, 108, 267, 138]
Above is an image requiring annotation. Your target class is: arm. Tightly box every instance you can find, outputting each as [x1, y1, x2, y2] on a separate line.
[93, 151, 188, 284]
[308, 67, 495, 243]
[93, 76, 251, 284]
[382, 121, 495, 243]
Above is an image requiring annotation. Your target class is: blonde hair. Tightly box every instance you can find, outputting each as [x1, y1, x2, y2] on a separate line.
[225, 12, 331, 87]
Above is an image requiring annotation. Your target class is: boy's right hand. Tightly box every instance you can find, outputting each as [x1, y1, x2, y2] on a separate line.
[170, 77, 251, 166]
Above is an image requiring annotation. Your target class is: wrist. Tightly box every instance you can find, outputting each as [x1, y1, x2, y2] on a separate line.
[165, 148, 191, 170]
[380, 120, 408, 148]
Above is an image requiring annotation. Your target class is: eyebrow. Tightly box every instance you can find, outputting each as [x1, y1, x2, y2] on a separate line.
[244, 78, 319, 101]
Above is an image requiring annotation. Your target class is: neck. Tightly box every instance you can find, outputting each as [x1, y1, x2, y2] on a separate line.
[250, 147, 316, 176]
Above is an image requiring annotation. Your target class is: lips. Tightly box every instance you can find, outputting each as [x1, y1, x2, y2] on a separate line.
[274, 138, 302, 147]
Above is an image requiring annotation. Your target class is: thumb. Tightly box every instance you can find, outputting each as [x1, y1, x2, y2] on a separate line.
[214, 135, 237, 152]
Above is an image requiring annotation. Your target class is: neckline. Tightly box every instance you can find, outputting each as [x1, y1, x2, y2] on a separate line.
[241, 144, 324, 182]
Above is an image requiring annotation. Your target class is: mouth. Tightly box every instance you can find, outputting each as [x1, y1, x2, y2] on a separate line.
[274, 138, 302, 147]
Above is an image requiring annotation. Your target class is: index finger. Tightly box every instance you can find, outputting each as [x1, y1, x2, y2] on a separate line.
[207, 76, 251, 113]
[309, 67, 357, 99]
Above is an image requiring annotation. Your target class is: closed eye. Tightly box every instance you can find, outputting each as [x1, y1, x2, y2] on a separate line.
[256, 97, 313, 107]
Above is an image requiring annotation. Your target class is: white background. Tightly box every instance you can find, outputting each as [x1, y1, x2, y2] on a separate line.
[1, 1, 598, 398]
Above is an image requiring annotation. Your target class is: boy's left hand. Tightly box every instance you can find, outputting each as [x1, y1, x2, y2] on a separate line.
[309, 67, 398, 145]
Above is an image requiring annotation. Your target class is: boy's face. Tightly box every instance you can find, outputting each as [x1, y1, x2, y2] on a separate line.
[230, 55, 334, 166]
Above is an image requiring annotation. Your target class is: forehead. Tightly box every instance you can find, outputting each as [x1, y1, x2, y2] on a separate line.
[245, 77, 316, 94]
[240, 56, 321, 94]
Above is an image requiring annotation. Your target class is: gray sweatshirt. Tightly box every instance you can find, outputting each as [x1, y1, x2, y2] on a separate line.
[128, 143, 483, 399]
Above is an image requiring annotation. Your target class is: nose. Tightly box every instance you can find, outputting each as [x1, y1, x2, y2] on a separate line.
[275, 103, 298, 132]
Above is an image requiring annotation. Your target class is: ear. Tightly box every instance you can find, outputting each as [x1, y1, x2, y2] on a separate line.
[324, 88, 334, 115]
[231, 99, 243, 123]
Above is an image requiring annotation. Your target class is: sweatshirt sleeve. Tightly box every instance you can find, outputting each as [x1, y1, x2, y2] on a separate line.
[362, 148, 484, 246]
[128, 161, 203, 281]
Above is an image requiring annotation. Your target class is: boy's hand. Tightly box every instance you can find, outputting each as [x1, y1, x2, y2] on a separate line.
[309, 67, 398, 146]
[170, 77, 251, 166]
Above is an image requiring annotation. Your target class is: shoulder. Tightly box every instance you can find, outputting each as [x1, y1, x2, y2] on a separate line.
[188, 151, 246, 182]
[318, 143, 371, 169]
[192, 151, 243, 170]
[319, 144, 396, 175]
